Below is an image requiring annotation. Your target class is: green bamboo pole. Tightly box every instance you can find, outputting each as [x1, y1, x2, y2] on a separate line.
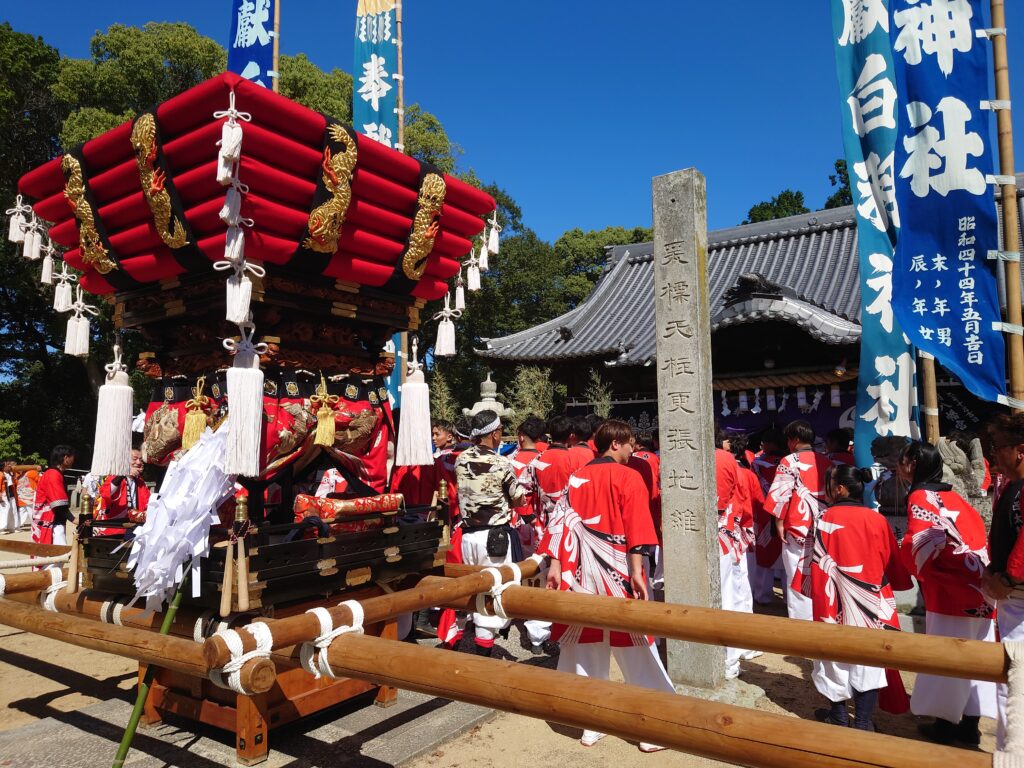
[111, 563, 192, 768]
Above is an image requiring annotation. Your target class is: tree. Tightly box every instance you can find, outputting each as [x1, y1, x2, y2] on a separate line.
[0, 420, 22, 460]
[278, 53, 353, 123]
[404, 104, 461, 174]
[552, 226, 652, 306]
[743, 189, 810, 225]
[428, 368, 459, 424]
[824, 158, 853, 209]
[506, 366, 564, 429]
[583, 369, 613, 419]
[53, 23, 226, 148]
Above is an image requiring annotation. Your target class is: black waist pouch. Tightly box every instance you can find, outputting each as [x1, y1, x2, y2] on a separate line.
[486, 526, 509, 558]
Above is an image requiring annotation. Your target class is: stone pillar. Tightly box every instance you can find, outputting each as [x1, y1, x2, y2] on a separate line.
[653, 169, 722, 688]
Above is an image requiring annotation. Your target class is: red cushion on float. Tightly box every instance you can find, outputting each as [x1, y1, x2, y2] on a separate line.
[345, 198, 412, 242]
[18, 157, 64, 200]
[48, 219, 80, 247]
[430, 228, 473, 260]
[323, 252, 395, 284]
[445, 175, 496, 216]
[87, 160, 147, 206]
[107, 220, 165, 258]
[32, 193, 74, 227]
[413, 278, 448, 301]
[351, 167, 417, 212]
[155, 72, 244, 139]
[438, 203, 486, 240]
[80, 121, 133, 174]
[97, 192, 157, 233]
[79, 270, 113, 294]
[353, 133, 422, 187]
[120, 251, 187, 283]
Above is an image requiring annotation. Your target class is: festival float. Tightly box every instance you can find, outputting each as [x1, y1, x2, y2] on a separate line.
[7, 69, 494, 763]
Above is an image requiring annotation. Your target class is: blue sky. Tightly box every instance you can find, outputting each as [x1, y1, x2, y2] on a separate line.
[4, 1, 1023, 242]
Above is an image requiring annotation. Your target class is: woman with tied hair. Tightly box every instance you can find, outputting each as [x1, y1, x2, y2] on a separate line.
[898, 441, 996, 746]
[804, 464, 912, 730]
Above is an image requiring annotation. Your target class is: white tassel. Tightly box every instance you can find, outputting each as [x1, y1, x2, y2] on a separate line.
[467, 262, 481, 291]
[40, 254, 54, 285]
[435, 319, 456, 357]
[455, 281, 465, 311]
[64, 316, 88, 357]
[217, 121, 243, 185]
[30, 228, 42, 261]
[225, 225, 245, 263]
[395, 339, 434, 466]
[223, 328, 266, 477]
[478, 240, 489, 272]
[7, 212, 25, 243]
[22, 226, 37, 260]
[219, 183, 243, 225]
[487, 214, 500, 253]
[90, 346, 133, 476]
[226, 272, 252, 324]
[54, 281, 73, 312]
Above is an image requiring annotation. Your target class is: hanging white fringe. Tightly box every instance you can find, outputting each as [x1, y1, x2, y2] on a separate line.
[53, 262, 77, 313]
[215, 256, 265, 325]
[5, 196, 31, 244]
[466, 253, 481, 291]
[40, 253, 54, 285]
[487, 210, 501, 254]
[454, 273, 466, 311]
[91, 344, 134, 477]
[213, 91, 251, 186]
[219, 180, 249, 226]
[223, 324, 268, 477]
[22, 220, 39, 260]
[432, 293, 462, 358]
[395, 338, 434, 466]
[478, 236, 489, 272]
[63, 287, 97, 358]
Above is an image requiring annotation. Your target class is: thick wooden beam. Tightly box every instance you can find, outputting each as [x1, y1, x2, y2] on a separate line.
[0, 598, 274, 692]
[437, 583, 1008, 683]
[324, 634, 989, 768]
[0, 540, 71, 557]
[202, 560, 540, 669]
[0, 568, 69, 594]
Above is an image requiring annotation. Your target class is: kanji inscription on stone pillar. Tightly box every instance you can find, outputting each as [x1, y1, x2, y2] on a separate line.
[653, 168, 722, 689]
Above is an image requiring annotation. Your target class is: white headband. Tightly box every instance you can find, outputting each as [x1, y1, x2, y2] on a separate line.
[470, 417, 501, 438]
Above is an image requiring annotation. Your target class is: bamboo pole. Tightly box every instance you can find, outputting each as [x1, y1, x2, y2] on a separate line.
[434, 582, 1008, 683]
[271, 0, 281, 94]
[324, 634, 988, 768]
[0, 540, 70, 557]
[0, 567, 68, 595]
[918, 352, 940, 444]
[203, 559, 540, 668]
[991, 0, 1024, 410]
[395, 0, 407, 392]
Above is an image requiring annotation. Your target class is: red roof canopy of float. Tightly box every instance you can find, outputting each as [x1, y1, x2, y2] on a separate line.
[17, 72, 494, 301]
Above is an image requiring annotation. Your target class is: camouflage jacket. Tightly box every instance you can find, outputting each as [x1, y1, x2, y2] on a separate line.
[454, 444, 526, 527]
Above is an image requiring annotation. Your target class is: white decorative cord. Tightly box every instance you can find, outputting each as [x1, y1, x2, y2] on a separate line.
[209, 622, 274, 694]
[39, 567, 67, 612]
[299, 600, 365, 680]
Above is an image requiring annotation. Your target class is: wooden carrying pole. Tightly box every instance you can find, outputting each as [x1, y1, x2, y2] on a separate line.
[0, 597, 271, 690]
[325, 634, 988, 768]
[991, 0, 1024, 409]
[271, 0, 281, 93]
[0, 540, 70, 557]
[435, 580, 1008, 683]
[203, 559, 540, 668]
[0, 567, 68, 594]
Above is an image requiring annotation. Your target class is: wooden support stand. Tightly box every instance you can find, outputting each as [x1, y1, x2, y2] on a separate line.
[142, 586, 398, 765]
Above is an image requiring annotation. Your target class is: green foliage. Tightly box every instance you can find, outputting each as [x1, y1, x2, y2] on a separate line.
[404, 104, 461, 174]
[583, 369, 613, 419]
[0, 420, 22, 460]
[553, 226, 652, 306]
[279, 53, 353, 123]
[428, 368, 459, 424]
[506, 366, 564, 430]
[824, 158, 853, 209]
[743, 189, 810, 225]
[53, 22, 225, 149]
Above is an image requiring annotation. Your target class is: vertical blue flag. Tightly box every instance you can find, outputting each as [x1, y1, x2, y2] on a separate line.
[831, 0, 921, 467]
[889, 0, 1006, 404]
[353, 1, 402, 407]
[226, 0, 276, 86]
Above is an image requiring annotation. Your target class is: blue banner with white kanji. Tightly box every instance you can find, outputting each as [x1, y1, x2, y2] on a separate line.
[889, 0, 1005, 403]
[353, 1, 402, 406]
[831, 0, 920, 467]
[226, 0, 276, 87]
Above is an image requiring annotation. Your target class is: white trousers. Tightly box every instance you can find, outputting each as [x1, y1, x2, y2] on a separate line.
[52, 523, 66, 547]
[461, 528, 512, 642]
[720, 553, 753, 671]
[813, 658, 887, 703]
[781, 538, 812, 621]
[0, 496, 15, 533]
[557, 638, 675, 693]
[747, 550, 775, 604]
[912, 612, 997, 721]
[997, 596, 1024, 747]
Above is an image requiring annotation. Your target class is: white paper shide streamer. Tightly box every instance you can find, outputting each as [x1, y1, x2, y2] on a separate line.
[90, 344, 134, 477]
[223, 325, 268, 477]
[128, 426, 236, 611]
[395, 338, 434, 467]
[432, 293, 462, 358]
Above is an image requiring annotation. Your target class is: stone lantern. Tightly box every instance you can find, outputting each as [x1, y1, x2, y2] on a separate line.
[463, 372, 515, 420]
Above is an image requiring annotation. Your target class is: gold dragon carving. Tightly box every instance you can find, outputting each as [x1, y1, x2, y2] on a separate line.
[303, 124, 358, 253]
[61, 155, 118, 274]
[401, 173, 446, 281]
[130, 113, 189, 249]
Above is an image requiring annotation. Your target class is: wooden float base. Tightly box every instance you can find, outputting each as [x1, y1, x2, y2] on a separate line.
[140, 587, 399, 765]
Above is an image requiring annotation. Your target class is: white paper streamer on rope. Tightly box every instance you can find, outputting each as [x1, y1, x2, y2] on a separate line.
[831, 384, 841, 408]
[751, 387, 762, 415]
[720, 391, 731, 417]
[5, 196, 31, 244]
[796, 386, 808, 412]
[432, 293, 462, 358]
[53, 262, 77, 313]
[213, 90, 251, 185]
[454, 271, 466, 311]
[128, 425, 236, 611]
[223, 324, 268, 477]
[64, 286, 97, 358]
[766, 388, 777, 411]
[778, 388, 790, 412]
[487, 210, 501, 254]
[809, 389, 823, 413]
[737, 390, 749, 413]
[395, 338, 434, 467]
[91, 344, 134, 477]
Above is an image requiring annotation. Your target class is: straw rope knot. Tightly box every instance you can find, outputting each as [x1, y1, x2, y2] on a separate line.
[300, 600, 364, 680]
[209, 622, 273, 694]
